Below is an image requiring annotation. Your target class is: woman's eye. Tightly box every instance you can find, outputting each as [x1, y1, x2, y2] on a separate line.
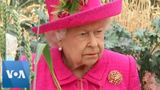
[97, 30, 102, 33]
[80, 32, 88, 36]
[95, 30, 103, 34]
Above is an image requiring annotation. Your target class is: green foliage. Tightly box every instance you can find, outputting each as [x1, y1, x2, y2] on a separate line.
[0, 1, 9, 60]
[135, 18, 160, 85]
[59, 0, 79, 13]
[0, 0, 48, 60]
[0, 28, 5, 60]
[30, 6, 48, 53]
[105, 18, 160, 88]
[105, 22, 138, 55]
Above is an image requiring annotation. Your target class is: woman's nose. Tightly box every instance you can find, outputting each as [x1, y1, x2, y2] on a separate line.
[88, 33, 98, 47]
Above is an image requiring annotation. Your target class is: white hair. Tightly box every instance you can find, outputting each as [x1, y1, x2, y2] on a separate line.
[45, 29, 66, 47]
[55, 30, 66, 41]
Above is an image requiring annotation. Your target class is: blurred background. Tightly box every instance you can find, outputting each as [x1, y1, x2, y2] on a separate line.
[0, 0, 160, 90]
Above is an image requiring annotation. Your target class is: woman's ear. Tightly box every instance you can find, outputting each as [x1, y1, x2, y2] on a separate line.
[57, 39, 63, 48]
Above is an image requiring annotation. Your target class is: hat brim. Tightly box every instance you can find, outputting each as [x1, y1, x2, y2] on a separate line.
[32, 0, 122, 34]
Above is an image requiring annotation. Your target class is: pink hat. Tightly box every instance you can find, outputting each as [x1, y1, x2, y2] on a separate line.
[32, 0, 122, 34]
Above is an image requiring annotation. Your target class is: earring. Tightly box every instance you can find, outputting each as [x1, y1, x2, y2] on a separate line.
[58, 47, 62, 51]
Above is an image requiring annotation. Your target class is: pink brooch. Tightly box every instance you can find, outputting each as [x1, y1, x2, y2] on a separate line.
[108, 70, 123, 85]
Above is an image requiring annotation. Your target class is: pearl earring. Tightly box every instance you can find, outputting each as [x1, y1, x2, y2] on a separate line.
[58, 47, 62, 51]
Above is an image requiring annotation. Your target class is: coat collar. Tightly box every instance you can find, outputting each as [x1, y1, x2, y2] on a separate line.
[50, 48, 109, 85]
[83, 50, 109, 86]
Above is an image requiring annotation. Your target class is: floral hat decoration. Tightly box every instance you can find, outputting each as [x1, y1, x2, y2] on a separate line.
[32, 0, 122, 34]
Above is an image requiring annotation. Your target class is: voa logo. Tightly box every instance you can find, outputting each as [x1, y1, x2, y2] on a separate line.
[6, 70, 26, 79]
[2, 61, 30, 88]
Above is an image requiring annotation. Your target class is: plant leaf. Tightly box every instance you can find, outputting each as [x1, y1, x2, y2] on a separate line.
[43, 44, 62, 90]
[34, 43, 46, 64]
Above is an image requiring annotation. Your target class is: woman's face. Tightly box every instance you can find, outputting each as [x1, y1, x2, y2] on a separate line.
[59, 20, 109, 69]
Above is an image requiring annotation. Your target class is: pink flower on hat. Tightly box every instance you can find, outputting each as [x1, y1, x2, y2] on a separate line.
[58, 10, 70, 18]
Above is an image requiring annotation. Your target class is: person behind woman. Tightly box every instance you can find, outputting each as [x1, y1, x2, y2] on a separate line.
[32, 0, 141, 89]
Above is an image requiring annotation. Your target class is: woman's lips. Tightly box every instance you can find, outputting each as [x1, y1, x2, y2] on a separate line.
[86, 53, 97, 55]
[83, 53, 99, 57]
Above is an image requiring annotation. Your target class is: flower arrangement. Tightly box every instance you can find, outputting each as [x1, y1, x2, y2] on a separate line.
[54, 0, 108, 18]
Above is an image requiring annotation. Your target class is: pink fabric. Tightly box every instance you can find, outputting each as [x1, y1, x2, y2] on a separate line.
[32, 0, 122, 34]
[34, 48, 141, 90]
[11, 88, 20, 90]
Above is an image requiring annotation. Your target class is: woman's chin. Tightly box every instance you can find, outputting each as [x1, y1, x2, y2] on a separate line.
[83, 56, 99, 66]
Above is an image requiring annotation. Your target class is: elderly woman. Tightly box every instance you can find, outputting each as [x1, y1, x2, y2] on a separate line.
[32, 0, 141, 90]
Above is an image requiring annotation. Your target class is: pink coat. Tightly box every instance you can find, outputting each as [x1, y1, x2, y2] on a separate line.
[35, 48, 141, 90]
